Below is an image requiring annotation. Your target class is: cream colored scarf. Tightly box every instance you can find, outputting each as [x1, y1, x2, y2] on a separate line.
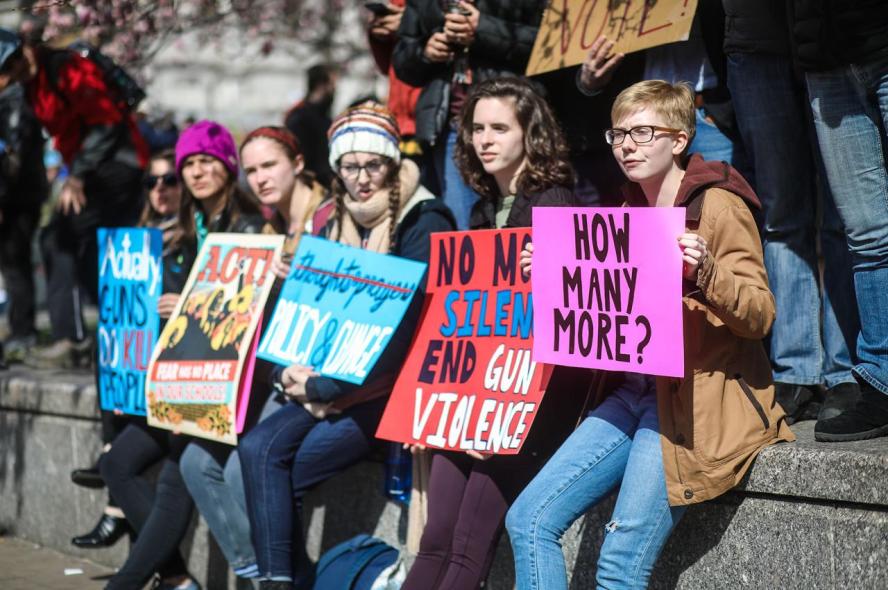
[330, 159, 420, 253]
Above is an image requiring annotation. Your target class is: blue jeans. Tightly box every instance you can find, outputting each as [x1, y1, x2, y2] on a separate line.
[689, 107, 735, 163]
[180, 442, 254, 572]
[506, 377, 686, 590]
[434, 126, 478, 230]
[180, 394, 283, 575]
[728, 52, 859, 388]
[239, 396, 388, 583]
[807, 54, 888, 396]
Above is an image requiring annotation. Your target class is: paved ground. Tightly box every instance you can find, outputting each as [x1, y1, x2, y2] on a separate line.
[0, 536, 113, 590]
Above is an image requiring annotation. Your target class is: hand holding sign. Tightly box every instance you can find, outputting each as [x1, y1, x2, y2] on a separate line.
[526, 0, 699, 76]
[158, 293, 180, 319]
[578, 36, 625, 94]
[519, 242, 533, 278]
[678, 233, 708, 280]
[270, 253, 291, 281]
[281, 364, 319, 402]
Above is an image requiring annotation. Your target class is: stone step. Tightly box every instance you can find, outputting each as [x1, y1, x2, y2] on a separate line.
[2, 366, 887, 589]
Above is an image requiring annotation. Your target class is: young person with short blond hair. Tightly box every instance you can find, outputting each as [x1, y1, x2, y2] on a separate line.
[506, 80, 794, 589]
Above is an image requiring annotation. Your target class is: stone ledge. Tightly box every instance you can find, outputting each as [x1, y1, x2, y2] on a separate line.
[2, 367, 888, 590]
[0, 367, 97, 420]
[740, 420, 888, 506]
[3, 367, 888, 507]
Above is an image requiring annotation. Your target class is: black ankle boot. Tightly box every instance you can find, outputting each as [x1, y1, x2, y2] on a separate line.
[774, 383, 820, 425]
[71, 513, 129, 548]
[259, 582, 293, 590]
[71, 462, 105, 489]
[815, 382, 888, 442]
[818, 381, 862, 421]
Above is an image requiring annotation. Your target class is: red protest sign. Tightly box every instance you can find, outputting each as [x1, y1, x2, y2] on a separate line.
[376, 229, 552, 455]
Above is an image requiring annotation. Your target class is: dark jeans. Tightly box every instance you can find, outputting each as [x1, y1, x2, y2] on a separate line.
[99, 410, 134, 511]
[0, 197, 41, 339]
[100, 423, 193, 589]
[402, 450, 543, 590]
[40, 162, 141, 342]
[239, 397, 387, 584]
[101, 410, 132, 445]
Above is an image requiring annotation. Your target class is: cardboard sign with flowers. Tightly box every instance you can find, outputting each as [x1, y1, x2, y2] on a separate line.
[145, 233, 284, 445]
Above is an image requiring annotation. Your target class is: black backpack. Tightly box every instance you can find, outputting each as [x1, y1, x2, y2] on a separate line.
[46, 43, 146, 112]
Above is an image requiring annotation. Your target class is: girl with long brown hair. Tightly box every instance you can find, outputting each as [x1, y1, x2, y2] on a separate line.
[401, 76, 589, 590]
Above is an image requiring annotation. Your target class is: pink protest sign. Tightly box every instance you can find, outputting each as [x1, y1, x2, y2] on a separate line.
[532, 207, 685, 377]
[235, 316, 261, 435]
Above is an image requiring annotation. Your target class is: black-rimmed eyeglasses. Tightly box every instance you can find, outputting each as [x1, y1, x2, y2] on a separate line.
[338, 160, 387, 179]
[605, 125, 683, 146]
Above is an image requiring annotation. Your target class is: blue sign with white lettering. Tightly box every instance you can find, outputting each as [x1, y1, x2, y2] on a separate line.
[257, 235, 427, 384]
[97, 227, 163, 415]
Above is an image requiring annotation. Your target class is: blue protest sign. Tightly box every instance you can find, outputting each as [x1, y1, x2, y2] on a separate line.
[97, 227, 163, 415]
[257, 235, 427, 384]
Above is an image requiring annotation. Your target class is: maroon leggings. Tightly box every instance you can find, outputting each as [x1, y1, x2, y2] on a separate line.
[402, 450, 541, 590]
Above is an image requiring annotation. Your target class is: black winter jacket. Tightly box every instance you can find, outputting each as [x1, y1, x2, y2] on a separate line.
[789, 0, 888, 71]
[393, 0, 546, 145]
[302, 196, 457, 403]
[469, 184, 573, 230]
[723, 0, 792, 56]
[164, 208, 266, 295]
[469, 184, 590, 459]
[0, 83, 47, 212]
[284, 101, 334, 188]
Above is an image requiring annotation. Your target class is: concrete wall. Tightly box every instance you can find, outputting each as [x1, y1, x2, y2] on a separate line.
[2, 366, 887, 589]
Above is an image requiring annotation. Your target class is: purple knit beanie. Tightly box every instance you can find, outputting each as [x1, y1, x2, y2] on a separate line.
[175, 120, 239, 177]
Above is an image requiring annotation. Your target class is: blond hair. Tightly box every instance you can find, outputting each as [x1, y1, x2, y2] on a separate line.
[611, 80, 696, 150]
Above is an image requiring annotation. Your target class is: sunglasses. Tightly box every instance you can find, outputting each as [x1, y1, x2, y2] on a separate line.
[142, 173, 178, 189]
[0, 47, 23, 75]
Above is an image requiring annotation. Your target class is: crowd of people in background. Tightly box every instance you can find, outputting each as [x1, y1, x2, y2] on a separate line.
[0, 0, 886, 589]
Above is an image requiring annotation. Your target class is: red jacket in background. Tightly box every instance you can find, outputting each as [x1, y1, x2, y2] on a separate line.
[368, 0, 421, 138]
[26, 49, 149, 177]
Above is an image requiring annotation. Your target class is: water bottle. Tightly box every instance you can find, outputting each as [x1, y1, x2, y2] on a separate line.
[447, 0, 473, 85]
[384, 442, 412, 504]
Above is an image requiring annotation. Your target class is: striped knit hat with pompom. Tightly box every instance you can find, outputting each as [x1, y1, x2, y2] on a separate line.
[327, 101, 401, 171]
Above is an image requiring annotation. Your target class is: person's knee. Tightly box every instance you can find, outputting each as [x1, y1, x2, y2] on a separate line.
[179, 444, 211, 487]
[222, 450, 242, 478]
[417, 517, 457, 556]
[237, 428, 268, 466]
[99, 447, 133, 485]
[505, 498, 530, 541]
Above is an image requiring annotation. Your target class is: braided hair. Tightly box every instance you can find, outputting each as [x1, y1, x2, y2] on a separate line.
[386, 169, 401, 250]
